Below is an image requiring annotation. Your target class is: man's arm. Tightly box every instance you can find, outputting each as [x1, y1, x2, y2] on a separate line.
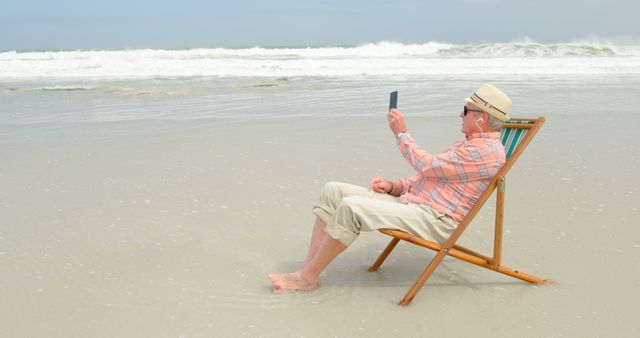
[388, 109, 488, 180]
[371, 176, 417, 197]
[388, 108, 458, 179]
[388, 177, 416, 197]
[397, 133, 462, 179]
[397, 132, 501, 181]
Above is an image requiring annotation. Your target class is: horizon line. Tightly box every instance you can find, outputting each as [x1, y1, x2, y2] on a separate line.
[2, 35, 640, 53]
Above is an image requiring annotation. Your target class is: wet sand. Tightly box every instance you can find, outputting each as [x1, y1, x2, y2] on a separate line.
[2, 113, 640, 337]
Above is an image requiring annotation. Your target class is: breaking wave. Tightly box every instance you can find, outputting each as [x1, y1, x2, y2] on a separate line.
[1, 40, 639, 79]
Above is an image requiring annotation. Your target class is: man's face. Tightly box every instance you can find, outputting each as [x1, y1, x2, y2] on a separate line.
[460, 104, 484, 135]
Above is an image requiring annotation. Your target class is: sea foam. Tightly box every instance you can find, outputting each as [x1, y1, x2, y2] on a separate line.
[1, 41, 640, 79]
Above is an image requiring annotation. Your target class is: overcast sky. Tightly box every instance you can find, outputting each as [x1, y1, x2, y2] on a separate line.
[2, 0, 639, 50]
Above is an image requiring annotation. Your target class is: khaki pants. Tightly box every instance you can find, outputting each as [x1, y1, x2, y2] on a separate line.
[312, 182, 458, 247]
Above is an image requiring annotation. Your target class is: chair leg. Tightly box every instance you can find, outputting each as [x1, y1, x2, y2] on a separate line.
[493, 177, 506, 267]
[399, 248, 449, 306]
[368, 238, 400, 271]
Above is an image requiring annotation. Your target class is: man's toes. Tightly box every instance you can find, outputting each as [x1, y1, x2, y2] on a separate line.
[268, 274, 285, 291]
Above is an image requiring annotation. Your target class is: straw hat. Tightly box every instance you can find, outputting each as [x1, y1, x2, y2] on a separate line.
[465, 84, 511, 122]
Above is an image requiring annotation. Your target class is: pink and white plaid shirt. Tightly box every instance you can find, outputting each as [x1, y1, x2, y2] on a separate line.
[391, 132, 506, 223]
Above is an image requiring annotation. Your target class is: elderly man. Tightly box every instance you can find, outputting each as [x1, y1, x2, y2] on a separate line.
[268, 84, 511, 292]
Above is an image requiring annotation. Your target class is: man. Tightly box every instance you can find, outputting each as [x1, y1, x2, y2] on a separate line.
[268, 84, 511, 292]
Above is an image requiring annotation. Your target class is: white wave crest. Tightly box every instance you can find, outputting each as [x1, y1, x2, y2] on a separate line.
[1, 41, 639, 79]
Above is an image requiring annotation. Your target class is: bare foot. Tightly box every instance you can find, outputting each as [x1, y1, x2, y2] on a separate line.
[268, 272, 317, 293]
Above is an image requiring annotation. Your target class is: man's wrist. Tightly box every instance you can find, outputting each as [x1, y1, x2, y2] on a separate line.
[396, 131, 406, 139]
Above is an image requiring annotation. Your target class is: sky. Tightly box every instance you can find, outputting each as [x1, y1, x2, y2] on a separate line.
[1, 0, 639, 50]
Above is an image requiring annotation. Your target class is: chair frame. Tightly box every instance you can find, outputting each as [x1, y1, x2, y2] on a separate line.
[368, 117, 548, 306]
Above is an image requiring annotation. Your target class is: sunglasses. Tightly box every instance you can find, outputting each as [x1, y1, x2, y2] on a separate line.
[463, 106, 484, 116]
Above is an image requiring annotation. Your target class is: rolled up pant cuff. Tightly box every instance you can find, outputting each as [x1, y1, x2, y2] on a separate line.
[312, 204, 332, 224]
[323, 221, 358, 247]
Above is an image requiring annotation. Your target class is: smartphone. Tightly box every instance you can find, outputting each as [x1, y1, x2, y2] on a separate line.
[389, 91, 398, 111]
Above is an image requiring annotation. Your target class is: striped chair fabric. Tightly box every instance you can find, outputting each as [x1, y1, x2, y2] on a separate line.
[500, 120, 532, 160]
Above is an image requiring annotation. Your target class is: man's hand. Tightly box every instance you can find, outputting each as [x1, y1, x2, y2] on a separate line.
[387, 109, 408, 136]
[370, 176, 392, 194]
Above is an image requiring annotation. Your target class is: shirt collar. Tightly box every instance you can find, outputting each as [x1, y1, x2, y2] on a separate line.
[465, 132, 501, 140]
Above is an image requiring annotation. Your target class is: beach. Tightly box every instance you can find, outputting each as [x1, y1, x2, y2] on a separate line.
[2, 43, 640, 337]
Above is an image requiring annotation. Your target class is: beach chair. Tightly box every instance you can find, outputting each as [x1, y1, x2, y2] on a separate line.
[369, 117, 548, 306]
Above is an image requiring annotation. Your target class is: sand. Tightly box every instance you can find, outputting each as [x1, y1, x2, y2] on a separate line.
[2, 112, 640, 337]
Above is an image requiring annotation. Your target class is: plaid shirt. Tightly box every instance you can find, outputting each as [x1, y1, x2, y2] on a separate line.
[390, 132, 505, 223]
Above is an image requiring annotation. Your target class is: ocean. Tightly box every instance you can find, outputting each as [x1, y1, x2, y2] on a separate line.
[1, 41, 640, 137]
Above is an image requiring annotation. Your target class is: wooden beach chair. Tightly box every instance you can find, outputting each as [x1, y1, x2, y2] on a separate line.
[369, 117, 548, 306]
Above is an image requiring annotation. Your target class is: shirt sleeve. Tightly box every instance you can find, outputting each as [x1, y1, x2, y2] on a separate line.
[389, 176, 417, 196]
[396, 132, 490, 181]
